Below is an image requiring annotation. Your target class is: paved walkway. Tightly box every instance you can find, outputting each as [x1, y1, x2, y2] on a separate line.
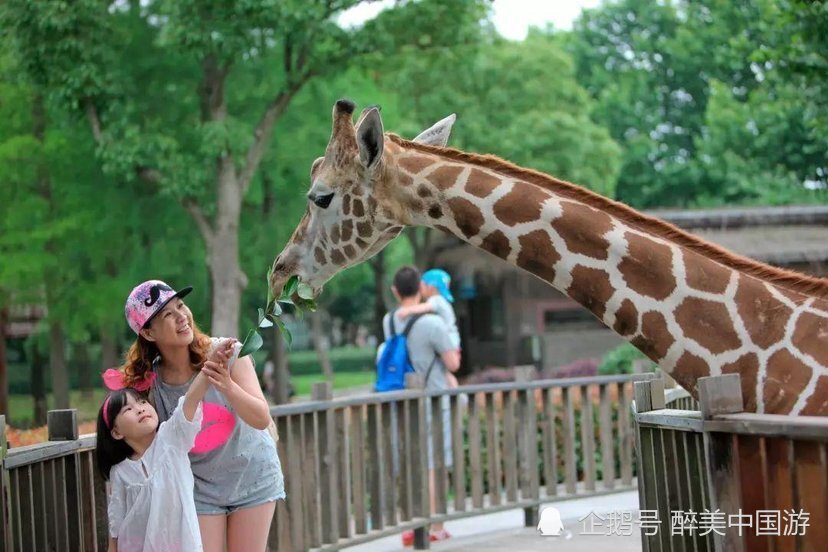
[348, 490, 643, 552]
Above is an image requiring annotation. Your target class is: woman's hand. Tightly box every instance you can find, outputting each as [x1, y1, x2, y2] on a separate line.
[202, 359, 234, 393]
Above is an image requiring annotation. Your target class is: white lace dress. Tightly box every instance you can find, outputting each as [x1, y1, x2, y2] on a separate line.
[107, 397, 204, 552]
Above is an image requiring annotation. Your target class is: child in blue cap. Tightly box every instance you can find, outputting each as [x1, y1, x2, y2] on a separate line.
[397, 268, 461, 387]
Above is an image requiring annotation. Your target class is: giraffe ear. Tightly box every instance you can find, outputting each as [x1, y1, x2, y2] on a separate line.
[356, 108, 384, 170]
[413, 113, 456, 146]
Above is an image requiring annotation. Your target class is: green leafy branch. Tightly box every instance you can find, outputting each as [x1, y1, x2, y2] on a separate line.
[238, 270, 318, 358]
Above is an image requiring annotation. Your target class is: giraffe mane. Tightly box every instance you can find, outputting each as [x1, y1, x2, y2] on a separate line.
[387, 133, 828, 299]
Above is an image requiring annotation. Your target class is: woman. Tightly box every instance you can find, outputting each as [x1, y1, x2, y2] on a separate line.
[117, 279, 284, 552]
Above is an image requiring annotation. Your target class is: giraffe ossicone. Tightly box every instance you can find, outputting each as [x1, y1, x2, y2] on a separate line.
[270, 100, 828, 417]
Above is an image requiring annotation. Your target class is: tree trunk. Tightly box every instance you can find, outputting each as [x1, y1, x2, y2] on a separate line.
[75, 342, 93, 401]
[206, 164, 247, 338]
[0, 307, 8, 417]
[31, 344, 47, 426]
[310, 310, 334, 382]
[406, 227, 436, 269]
[269, 326, 291, 405]
[49, 321, 70, 409]
[100, 326, 120, 371]
[370, 251, 388, 341]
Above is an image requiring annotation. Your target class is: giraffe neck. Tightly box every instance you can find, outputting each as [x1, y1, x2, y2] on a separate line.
[390, 139, 828, 416]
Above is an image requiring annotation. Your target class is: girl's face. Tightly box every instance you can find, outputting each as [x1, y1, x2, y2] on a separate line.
[111, 393, 158, 442]
[141, 298, 195, 347]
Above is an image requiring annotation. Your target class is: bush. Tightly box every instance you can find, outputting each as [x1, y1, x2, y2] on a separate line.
[598, 343, 656, 375]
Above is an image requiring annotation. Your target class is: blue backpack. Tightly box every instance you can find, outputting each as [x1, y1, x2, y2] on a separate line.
[375, 311, 433, 392]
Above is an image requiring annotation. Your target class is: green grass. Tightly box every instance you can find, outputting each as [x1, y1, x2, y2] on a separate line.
[291, 371, 375, 397]
[8, 389, 109, 429]
[7, 368, 376, 428]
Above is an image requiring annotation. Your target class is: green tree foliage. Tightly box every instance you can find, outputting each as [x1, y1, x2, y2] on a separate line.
[567, 0, 826, 207]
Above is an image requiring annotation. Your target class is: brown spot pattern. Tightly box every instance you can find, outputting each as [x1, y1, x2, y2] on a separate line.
[417, 185, 432, 198]
[357, 221, 372, 238]
[426, 165, 464, 191]
[550, 201, 613, 260]
[428, 204, 443, 219]
[314, 247, 327, 265]
[353, 199, 365, 218]
[791, 311, 828, 366]
[721, 353, 760, 412]
[684, 252, 731, 294]
[675, 297, 741, 354]
[493, 181, 550, 226]
[368, 196, 377, 213]
[465, 168, 501, 198]
[567, 266, 614, 320]
[481, 230, 511, 260]
[631, 311, 674, 361]
[618, 233, 677, 300]
[800, 376, 828, 415]
[343, 244, 356, 259]
[330, 224, 341, 245]
[763, 349, 812, 414]
[670, 353, 711, 396]
[398, 155, 434, 174]
[342, 194, 351, 215]
[516, 230, 561, 284]
[341, 220, 353, 242]
[447, 198, 485, 239]
[330, 249, 346, 266]
[734, 277, 793, 349]
[613, 299, 639, 337]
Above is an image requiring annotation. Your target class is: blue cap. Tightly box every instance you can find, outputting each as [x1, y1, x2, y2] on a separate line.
[422, 269, 454, 303]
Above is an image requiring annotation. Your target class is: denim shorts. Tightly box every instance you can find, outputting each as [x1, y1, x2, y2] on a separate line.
[195, 488, 286, 516]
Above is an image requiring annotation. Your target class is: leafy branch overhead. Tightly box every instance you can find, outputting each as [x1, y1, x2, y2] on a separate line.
[238, 273, 317, 358]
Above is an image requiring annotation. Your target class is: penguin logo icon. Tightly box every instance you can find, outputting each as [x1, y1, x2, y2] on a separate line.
[537, 506, 565, 536]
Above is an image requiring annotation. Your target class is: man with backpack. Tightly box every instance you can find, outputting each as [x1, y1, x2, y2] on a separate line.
[377, 266, 460, 545]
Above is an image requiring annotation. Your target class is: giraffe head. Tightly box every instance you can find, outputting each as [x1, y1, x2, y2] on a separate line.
[269, 99, 455, 299]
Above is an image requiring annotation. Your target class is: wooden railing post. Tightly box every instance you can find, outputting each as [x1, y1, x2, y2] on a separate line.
[699, 374, 744, 552]
[514, 367, 539, 527]
[633, 379, 666, 552]
[313, 382, 339, 545]
[405, 373, 431, 550]
[47, 409, 78, 441]
[0, 415, 9, 552]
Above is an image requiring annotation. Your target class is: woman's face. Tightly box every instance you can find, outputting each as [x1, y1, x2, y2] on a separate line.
[141, 298, 195, 347]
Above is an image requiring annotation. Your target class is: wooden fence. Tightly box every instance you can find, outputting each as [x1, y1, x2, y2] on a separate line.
[633, 373, 828, 552]
[1, 371, 651, 551]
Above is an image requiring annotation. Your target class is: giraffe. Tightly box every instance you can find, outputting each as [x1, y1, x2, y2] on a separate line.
[270, 99, 828, 416]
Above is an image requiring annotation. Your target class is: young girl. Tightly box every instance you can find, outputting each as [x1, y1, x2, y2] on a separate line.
[97, 339, 236, 552]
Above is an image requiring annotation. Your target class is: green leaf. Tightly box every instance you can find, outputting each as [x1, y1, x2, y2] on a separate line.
[239, 329, 264, 358]
[297, 282, 314, 300]
[257, 308, 266, 324]
[259, 317, 273, 329]
[282, 275, 300, 299]
[269, 300, 283, 316]
[274, 318, 293, 349]
[277, 298, 294, 307]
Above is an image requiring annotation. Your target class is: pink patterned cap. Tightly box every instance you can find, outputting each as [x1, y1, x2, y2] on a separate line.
[124, 280, 193, 335]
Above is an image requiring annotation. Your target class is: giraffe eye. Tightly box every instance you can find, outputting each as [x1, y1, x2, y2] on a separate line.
[313, 192, 335, 209]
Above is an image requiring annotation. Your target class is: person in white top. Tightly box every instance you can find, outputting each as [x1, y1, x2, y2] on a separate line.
[96, 339, 236, 552]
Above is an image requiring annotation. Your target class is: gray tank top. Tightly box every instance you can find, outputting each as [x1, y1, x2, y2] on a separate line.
[152, 337, 284, 508]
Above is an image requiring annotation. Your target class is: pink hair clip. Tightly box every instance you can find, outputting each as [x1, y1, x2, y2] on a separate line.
[102, 368, 156, 392]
